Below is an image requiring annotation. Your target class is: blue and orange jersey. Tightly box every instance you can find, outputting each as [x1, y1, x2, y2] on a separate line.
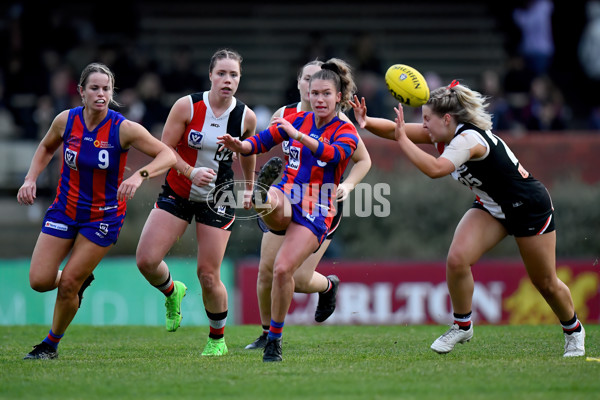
[49, 107, 128, 222]
[246, 111, 358, 229]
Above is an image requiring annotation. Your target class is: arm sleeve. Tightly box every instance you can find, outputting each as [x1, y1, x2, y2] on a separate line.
[245, 124, 291, 155]
[314, 123, 358, 163]
[440, 131, 487, 169]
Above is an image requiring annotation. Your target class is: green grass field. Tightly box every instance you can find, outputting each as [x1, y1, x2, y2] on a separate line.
[1, 324, 598, 400]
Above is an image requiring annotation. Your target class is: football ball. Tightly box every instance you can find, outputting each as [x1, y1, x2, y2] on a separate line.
[384, 64, 430, 107]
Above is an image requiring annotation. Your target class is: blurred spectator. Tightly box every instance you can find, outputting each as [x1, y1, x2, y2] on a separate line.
[479, 69, 515, 133]
[523, 75, 568, 131]
[578, 1, 600, 80]
[116, 88, 146, 124]
[512, 0, 555, 77]
[163, 46, 207, 96]
[347, 32, 387, 119]
[136, 72, 169, 135]
[502, 55, 535, 130]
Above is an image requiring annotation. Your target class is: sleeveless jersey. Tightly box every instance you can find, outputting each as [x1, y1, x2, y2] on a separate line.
[438, 123, 546, 219]
[49, 107, 128, 222]
[246, 111, 358, 230]
[166, 91, 247, 202]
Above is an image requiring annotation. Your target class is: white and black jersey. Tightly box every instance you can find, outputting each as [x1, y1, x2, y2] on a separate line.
[165, 91, 248, 203]
[439, 123, 553, 223]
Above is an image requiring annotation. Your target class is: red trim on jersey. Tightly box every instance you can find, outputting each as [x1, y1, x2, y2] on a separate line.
[166, 99, 206, 199]
[90, 123, 110, 221]
[65, 116, 84, 220]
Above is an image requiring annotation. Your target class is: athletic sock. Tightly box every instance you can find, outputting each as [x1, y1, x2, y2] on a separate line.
[320, 277, 333, 294]
[261, 325, 269, 335]
[560, 313, 582, 335]
[268, 319, 284, 340]
[154, 273, 174, 297]
[42, 329, 64, 350]
[206, 310, 228, 340]
[453, 311, 472, 331]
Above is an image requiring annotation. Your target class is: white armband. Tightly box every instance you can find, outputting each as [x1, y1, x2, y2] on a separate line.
[440, 132, 487, 169]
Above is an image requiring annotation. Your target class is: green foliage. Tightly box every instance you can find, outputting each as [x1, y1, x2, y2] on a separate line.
[2, 325, 598, 400]
[111, 168, 600, 262]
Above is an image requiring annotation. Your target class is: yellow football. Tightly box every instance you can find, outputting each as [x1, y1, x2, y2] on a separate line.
[384, 64, 430, 107]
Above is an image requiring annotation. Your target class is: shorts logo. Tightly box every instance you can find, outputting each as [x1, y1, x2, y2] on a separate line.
[217, 205, 226, 215]
[44, 221, 68, 231]
[65, 148, 78, 170]
[288, 146, 300, 170]
[99, 223, 109, 236]
[188, 129, 204, 150]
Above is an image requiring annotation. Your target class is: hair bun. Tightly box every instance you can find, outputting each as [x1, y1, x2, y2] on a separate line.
[321, 62, 340, 74]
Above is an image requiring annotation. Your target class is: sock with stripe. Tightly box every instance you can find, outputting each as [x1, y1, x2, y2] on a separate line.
[154, 273, 174, 297]
[560, 313, 582, 335]
[453, 311, 472, 331]
[42, 329, 64, 350]
[206, 310, 228, 340]
[320, 277, 333, 294]
[261, 325, 269, 335]
[268, 319, 284, 340]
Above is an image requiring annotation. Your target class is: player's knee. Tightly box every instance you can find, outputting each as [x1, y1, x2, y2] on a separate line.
[198, 269, 220, 291]
[56, 276, 80, 300]
[29, 276, 53, 292]
[446, 251, 471, 275]
[136, 250, 159, 274]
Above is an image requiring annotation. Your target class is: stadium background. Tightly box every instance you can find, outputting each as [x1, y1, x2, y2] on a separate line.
[1, 1, 599, 326]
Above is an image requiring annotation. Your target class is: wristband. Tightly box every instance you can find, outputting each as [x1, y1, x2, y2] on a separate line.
[297, 133, 304, 143]
[189, 167, 199, 180]
[139, 170, 150, 180]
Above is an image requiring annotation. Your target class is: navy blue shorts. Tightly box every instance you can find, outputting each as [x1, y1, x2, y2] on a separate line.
[41, 208, 125, 247]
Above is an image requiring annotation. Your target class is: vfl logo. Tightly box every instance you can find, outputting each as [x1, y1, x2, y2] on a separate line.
[399, 73, 407, 81]
[65, 148, 78, 170]
[288, 146, 300, 170]
[99, 223, 109, 236]
[188, 129, 204, 150]
[282, 140, 290, 156]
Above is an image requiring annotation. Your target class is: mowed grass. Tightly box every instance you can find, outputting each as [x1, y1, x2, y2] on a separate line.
[1, 324, 598, 400]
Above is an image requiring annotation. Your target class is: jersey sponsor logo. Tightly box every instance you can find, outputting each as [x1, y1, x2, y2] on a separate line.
[188, 129, 204, 150]
[65, 148, 78, 170]
[44, 221, 68, 231]
[317, 160, 327, 167]
[99, 205, 118, 211]
[288, 146, 300, 170]
[210, 123, 220, 128]
[94, 140, 114, 149]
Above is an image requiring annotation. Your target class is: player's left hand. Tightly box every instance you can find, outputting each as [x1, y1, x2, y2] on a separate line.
[118, 175, 143, 202]
[393, 103, 407, 142]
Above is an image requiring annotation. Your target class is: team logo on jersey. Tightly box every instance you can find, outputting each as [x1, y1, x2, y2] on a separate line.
[288, 146, 300, 170]
[65, 148, 78, 170]
[188, 129, 204, 150]
[317, 160, 327, 167]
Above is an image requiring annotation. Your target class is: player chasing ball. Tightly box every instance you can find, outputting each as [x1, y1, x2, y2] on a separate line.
[350, 65, 585, 357]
